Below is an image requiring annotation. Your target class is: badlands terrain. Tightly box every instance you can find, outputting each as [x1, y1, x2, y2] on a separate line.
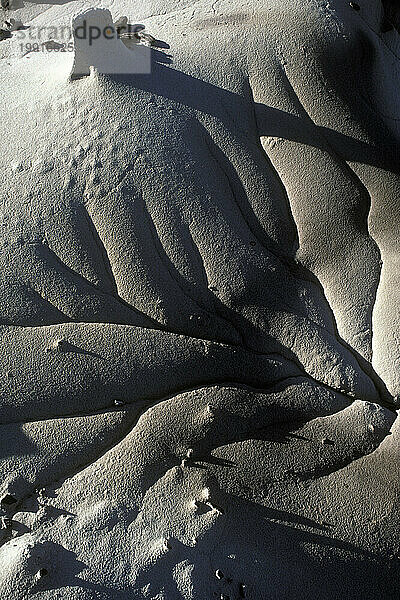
[0, 0, 399, 598]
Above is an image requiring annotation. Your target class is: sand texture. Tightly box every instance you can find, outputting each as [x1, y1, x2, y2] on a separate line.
[0, 0, 399, 598]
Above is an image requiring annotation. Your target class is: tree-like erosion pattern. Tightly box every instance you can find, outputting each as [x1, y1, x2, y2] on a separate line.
[0, 1, 399, 599]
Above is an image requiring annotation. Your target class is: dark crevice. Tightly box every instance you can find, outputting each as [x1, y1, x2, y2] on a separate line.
[80, 204, 119, 295]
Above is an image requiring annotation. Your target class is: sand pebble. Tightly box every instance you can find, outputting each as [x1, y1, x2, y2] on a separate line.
[35, 568, 48, 581]
[137, 31, 156, 46]
[55, 339, 66, 351]
[163, 538, 171, 550]
[206, 501, 224, 515]
[205, 404, 215, 417]
[46, 338, 67, 353]
[349, 2, 360, 10]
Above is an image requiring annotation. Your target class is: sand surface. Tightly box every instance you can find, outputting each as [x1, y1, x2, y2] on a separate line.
[0, 0, 399, 598]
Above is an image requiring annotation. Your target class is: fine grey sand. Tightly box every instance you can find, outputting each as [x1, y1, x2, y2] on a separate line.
[0, 1, 399, 598]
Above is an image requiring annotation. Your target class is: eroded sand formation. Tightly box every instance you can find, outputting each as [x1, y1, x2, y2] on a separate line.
[0, 0, 399, 598]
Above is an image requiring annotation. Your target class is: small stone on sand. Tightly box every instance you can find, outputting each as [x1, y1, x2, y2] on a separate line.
[35, 568, 48, 581]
